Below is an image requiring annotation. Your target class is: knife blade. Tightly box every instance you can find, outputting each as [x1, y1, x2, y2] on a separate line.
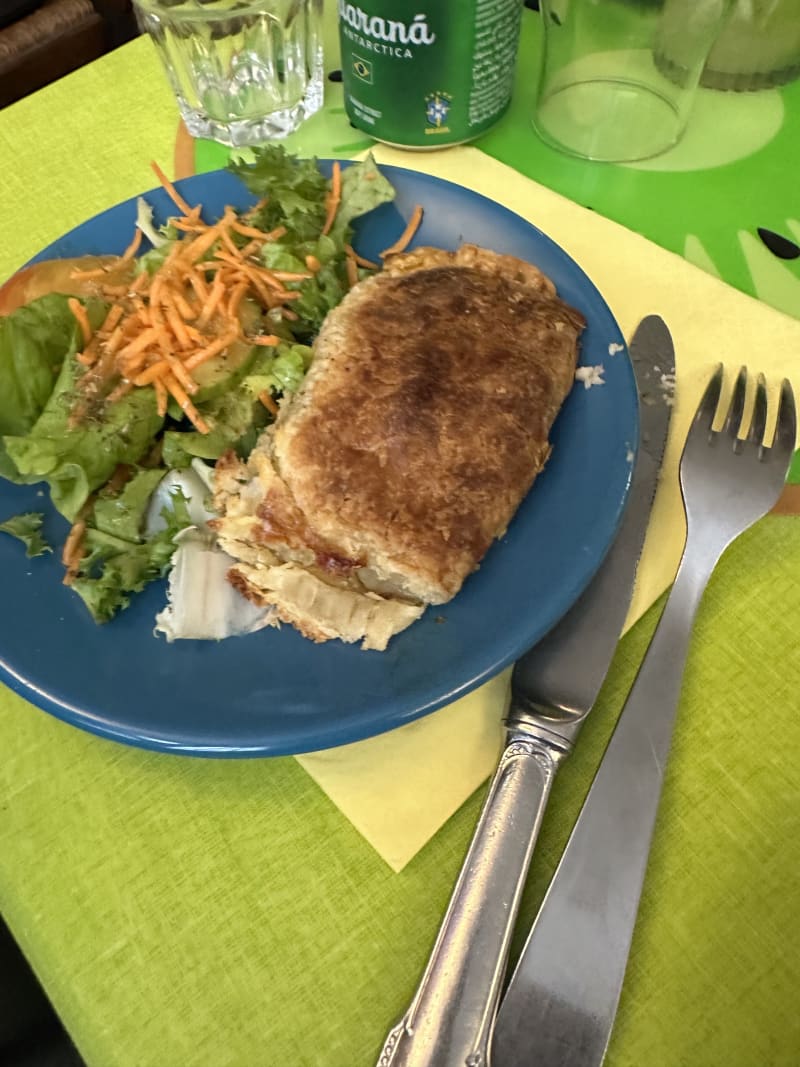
[374, 316, 675, 1067]
[510, 313, 675, 738]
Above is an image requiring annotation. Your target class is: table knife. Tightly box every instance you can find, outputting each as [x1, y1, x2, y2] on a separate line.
[375, 315, 676, 1067]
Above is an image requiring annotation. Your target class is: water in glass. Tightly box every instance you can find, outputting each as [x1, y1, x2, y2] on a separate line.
[134, 0, 323, 146]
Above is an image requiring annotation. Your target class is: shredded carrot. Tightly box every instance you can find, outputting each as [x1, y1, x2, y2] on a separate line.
[163, 352, 198, 395]
[273, 270, 313, 282]
[105, 325, 126, 357]
[219, 226, 243, 259]
[69, 266, 110, 280]
[171, 218, 208, 233]
[150, 160, 194, 217]
[197, 276, 226, 327]
[182, 221, 227, 264]
[61, 519, 87, 585]
[120, 228, 143, 263]
[345, 255, 359, 289]
[184, 328, 239, 371]
[162, 372, 209, 433]
[106, 380, 134, 404]
[154, 376, 168, 417]
[105, 464, 135, 494]
[243, 197, 268, 219]
[258, 390, 279, 416]
[165, 302, 193, 351]
[133, 361, 170, 386]
[227, 280, 250, 320]
[168, 285, 197, 321]
[187, 270, 210, 303]
[225, 263, 282, 307]
[182, 322, 206, 344]
[345, 244, 379, 270]
[99, 305, 125, 334]
[67, 298, 93, 346]
[118, 326, 161, 360]
[214, 250, 287, 290]
[61, 178, 322, 436]
[380, 204, 424, 257]
[321, 161, 342, 236]
[130, 295, 151, 327]
[231, 219, 274, 240]
[238, 239, 263, 259]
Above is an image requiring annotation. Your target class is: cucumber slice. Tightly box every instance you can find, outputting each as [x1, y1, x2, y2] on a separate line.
[191, 298, 263, 403]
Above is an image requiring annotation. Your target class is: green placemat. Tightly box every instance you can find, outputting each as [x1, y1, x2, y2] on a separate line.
[2, 516, 799, 1067]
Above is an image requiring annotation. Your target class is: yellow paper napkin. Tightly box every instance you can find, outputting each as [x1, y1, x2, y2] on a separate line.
[296, 145, 800, 872]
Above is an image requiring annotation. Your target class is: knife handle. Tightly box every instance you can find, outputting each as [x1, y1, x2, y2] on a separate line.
[375, 730, 568, 1067]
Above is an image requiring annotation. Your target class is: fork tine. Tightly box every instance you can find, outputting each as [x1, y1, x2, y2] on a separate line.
[773, 378, 797, 462]
[747, 373, 768, 445]
[723, 366, 748, 439]
[691, 364, 723, 436]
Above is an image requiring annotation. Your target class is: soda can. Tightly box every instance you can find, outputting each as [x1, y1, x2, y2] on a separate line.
[337, 0, 524, 149]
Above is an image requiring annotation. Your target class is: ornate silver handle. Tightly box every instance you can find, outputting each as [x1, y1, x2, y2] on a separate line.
[376, 733, 568, 1067]
[492, 550, 719, 1067]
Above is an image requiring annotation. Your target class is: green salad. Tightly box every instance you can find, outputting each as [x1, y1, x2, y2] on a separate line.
[0, 148, 397, 623]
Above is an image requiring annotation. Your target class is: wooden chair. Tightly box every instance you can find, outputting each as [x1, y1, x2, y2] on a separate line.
[0, 0, 138, 109]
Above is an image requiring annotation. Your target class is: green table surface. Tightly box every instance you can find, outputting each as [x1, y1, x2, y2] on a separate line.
[2, 9, 800, 1067]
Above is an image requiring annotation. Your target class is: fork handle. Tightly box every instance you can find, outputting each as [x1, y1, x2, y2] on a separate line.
[375, 729, 569, 1067]
[492, 545, 720, 1067]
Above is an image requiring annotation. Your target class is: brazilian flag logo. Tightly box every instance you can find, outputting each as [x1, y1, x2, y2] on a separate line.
[352, 55, 373, 84]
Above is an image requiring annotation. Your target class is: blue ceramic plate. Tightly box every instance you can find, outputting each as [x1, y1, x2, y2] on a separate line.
[0, 165, 637, 756]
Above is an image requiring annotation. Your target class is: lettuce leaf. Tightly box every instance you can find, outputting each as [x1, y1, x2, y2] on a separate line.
[3, 351, 164, 522]
[227, 144, 329, 243]
[247, 342, 312, 396]
[0, 512, 51, 557]
[162, 388, 268, 469]
[92, 467, 168, 542]
[0, 294, 82, 436]
[259, 236, 348, 339]
[70, 489, 191, 623]
[331, 153, 396, 240]
[0, 294, 90, 481]
[227, 147, 395, 253]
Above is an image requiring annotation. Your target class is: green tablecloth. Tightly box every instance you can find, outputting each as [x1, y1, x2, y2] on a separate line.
[1, 10, 800, 1067]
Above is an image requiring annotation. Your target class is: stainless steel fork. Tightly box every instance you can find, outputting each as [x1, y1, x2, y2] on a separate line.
[492, 365, 797, 1067]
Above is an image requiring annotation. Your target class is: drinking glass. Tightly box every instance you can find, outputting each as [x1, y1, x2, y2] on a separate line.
[534, 0, 732, 162]
[134, 0, 324, 147]
[701, 0, 800, 90]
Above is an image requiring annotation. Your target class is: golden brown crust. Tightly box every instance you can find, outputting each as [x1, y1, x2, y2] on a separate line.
[272, 245, 584, 602]
[382, 244, 557, 298]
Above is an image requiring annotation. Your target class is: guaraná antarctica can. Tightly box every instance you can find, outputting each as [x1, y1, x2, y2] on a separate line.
[337, 0, 524, 148]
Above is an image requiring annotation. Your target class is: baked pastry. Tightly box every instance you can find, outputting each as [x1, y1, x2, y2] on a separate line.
[212, 245, 585, 650]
